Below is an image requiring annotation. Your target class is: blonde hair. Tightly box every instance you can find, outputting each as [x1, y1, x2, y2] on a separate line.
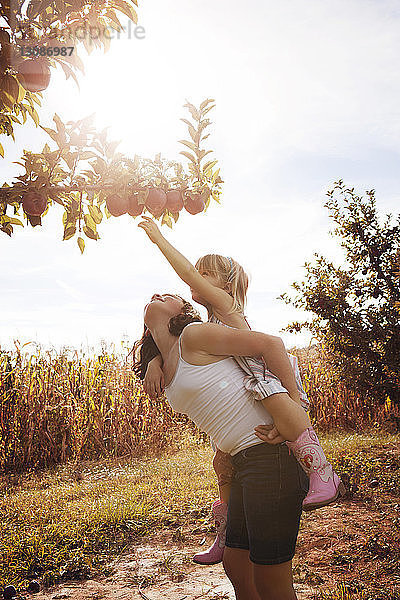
[195, 254, 249, 314]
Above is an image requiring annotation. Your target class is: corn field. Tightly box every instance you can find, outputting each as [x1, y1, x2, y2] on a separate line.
[0, 342, 191, 473]
[293, 344, 397, 431]
[0, 341, 396, 473]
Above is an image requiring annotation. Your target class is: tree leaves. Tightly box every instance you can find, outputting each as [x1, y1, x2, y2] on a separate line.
[77, 236, 85, 254]
[88, 205, 103, 224]
[113, 0, 138, 24]
[2, 100, 223, 244]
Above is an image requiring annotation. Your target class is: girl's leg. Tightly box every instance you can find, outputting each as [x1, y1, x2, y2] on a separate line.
[253, 560, 297, 600]
[261, 393, 345, 511]
[219, 481, 231, 505]
[223, 547, 261, 600]
[193, 449, 234, 565]
[261, 392, 311, 442]
[213, 448, 234, 502]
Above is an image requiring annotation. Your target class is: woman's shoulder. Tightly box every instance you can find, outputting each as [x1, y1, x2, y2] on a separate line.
[181, 321, 227, 346]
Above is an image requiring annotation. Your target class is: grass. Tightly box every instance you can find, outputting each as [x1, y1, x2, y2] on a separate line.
[0, 431, 216, 590]
[1, 430, 400, 598]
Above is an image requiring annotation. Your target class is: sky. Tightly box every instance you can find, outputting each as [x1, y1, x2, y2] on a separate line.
[1, 0, 400, 357]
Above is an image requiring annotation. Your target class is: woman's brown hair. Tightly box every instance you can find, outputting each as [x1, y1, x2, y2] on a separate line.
[131, 295, 202, 380]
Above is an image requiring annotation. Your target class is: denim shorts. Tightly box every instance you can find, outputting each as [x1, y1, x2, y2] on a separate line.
[225, 442, 309, 565]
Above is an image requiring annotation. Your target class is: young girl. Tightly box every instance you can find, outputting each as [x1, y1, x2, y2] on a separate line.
[138, 215, 345, 565]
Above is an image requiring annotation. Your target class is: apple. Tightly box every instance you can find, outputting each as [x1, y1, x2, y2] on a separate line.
[184, 192, 205, 215]
[127, 194, 143, 217]
[17, 57, 51, 92]
[146, 188, 167, 218]
[166, 190, 184, 213]
[22, 190, 47, 216]
[106, 194, 129, 217]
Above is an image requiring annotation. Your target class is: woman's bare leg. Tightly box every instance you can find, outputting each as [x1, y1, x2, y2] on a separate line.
[223, 547, 261, 600]
[253, 560, 297, 600]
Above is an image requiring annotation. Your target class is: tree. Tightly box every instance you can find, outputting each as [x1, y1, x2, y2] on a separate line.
[0, 99, 224, 250]
[280, 180, 400, 405]
[0, 2, 223, 249]
[1, 0, 139, 153]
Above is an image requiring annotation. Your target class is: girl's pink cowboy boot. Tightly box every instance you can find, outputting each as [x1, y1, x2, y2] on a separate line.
[286, 426, 346, 511]
[193, 499, 227, 565]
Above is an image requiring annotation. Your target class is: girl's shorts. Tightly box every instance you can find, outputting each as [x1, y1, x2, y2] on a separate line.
[225, 442, 308, 565]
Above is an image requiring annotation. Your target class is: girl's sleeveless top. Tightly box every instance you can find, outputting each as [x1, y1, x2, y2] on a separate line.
[209, 314, 309, 410]
[164, 323, 273, 456]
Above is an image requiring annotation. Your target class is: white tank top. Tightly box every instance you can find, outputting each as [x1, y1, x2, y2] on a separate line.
[164, 324, 274, 456]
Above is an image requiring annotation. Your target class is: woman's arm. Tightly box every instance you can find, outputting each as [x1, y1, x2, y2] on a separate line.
[183, 323, 301, 403]
[138, 216, 234, 314]
[143, 355, 164, 399]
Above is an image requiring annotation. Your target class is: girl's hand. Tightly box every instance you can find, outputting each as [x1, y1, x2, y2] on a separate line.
[143, 360, 165, 399]
[138, 215, 164, 245]
[254, 424, 286, 445]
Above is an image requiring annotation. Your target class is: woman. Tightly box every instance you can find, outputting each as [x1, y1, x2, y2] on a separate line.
[133, 293, 308, 600]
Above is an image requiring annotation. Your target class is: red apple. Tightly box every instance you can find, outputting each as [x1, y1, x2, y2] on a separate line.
[22, 190, 47, 216]
[106, 194, 129, 217]
[145, 188, 167, 218]
[17, 57, 51, 93]
[127, 194, 143, 217]
[184, 192, 205, 215]
[166, 190, 184, 213]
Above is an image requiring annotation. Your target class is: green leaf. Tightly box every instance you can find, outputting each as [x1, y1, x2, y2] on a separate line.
[90, 157, 107, 175]
[62, 151, 78, 170]
[63, 225, 76, 241]
[88, 205, 103, 224]
[40, 126, 59, 143]
[161, 213, 172, 228]
[9, 217, 23, 226]
[179, 139, 197, 152]
[202, 160, 218, 173]
[202, 104, 216, 116]
[83, 225, 99, 240]
[200, 98, 215, 110]
[198, 149, 213, 161]
[179, 151, 197, 165]
[113, 0, 138, 23]
[17, 82, 26, 103]
[79, 151, 99, 160]
[188, 123, 198, 143]
[77, 237, 85, 254]
[184, 101, 200, 121]
[84, 213, 97, 230]
[59, 61, 80, 90]
[180, 118, 193, 128]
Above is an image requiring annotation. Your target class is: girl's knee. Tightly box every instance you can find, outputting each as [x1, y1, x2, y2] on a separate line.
[213, 450, 235, 487]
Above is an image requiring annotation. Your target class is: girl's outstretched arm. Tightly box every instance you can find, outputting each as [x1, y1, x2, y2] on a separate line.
[138, 216, 234, 314]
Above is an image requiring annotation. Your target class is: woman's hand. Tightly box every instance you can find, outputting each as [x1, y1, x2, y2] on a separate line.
[254, 424, 286, 445]
[143, 358, 165, 399]
[138, 215, 164, 245]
